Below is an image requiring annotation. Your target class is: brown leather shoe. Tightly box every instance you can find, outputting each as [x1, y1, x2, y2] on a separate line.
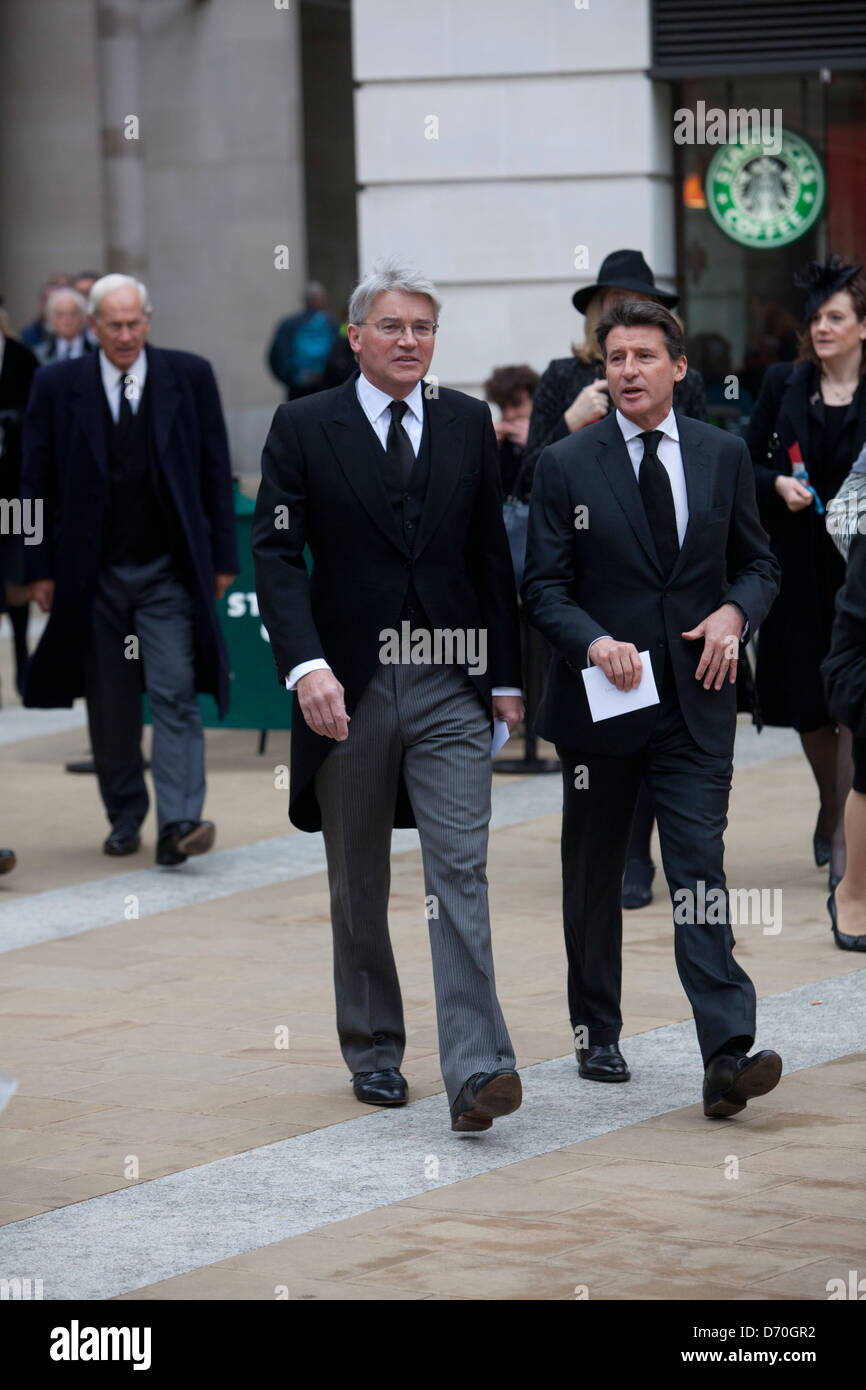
[450, 1069, 522, 1132]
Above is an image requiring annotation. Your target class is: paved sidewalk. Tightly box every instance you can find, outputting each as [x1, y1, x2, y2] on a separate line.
[0, 634, 863, 1300]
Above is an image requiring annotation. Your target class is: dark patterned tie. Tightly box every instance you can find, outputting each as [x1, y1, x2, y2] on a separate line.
[638, 429, 679, 576]
[117, 375, 135, 438]
[387, 399, 415, 484]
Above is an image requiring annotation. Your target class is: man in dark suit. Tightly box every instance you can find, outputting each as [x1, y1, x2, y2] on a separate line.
[253, 257, 524, 1132]
[21, 274, 238, 865]
[523, 298, 783, 1118]
[0, 319, 39, 697]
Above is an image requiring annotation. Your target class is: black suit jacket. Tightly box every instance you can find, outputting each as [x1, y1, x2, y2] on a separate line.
[20, 345, 239, 715]
[252, 370, 522, 831]
[522, 410, 780, 758]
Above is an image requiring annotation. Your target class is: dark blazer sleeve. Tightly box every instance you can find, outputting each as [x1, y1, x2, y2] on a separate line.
[720, 436, 781, 638]
[191, 359, 239, 575]
[746, 364, 787, 508]
[19, 367, 57, 584]
[521, 443, 608, 666]
[822, 534, 866, 735]
[466, 405, 523, 688]
[252, 404, 325, 684]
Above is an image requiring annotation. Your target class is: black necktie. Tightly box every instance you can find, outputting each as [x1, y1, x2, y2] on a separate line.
[638, 429, 679, 576]
[117, 375, 135, 437]
[386, 400, 415, 484]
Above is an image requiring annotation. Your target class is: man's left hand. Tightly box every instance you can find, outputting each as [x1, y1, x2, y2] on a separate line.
[214, 573, 236, 601]
[682, 603, 744, 690]
[492, 694, 525, 733]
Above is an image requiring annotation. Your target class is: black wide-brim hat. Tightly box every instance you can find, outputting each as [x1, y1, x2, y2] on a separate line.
[572, 248, 679, 314]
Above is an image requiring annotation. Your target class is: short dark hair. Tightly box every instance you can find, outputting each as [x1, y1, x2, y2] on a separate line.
[597, 298, 685, 363]
[483, 363, 539, 409]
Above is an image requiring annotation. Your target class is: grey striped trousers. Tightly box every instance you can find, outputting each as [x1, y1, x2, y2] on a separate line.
[315, 660, 516, 1105]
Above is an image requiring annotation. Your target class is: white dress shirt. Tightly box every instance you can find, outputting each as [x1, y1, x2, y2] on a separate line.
[586, 407, 746, 662]
[99, 348, 148, 422]
[56, 334, 86, 361]
[286, 371, 521, 697]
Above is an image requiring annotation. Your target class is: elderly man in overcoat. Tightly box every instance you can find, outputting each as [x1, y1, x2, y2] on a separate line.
[21, 274, 238, 865]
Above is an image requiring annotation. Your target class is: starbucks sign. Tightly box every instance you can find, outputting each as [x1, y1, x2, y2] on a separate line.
[705, 130, 825, 248]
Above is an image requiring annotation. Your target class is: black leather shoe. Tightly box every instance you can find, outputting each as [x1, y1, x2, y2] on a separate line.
[0, 849, 16, 874]
[103, 829, 141, 857]
[577, 1042, 630, 1082]
[450, 1069, 522, 1132]
[156, 819, 215, 866]
[703, 1049, 782, 1118]
[828, 890, 866, 952]
[352, 1068, 408, 1106]
[622, 857, 654, 909]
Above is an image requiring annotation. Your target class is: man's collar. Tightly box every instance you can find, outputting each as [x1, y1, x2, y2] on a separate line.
[616, 405, 678, 443]
[98, 347, 147, 383]
[357, 370, 424, 424]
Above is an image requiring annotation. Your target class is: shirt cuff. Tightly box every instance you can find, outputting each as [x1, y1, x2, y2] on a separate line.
[491, 687, 522, 697]
[286, 658, 331, 690]
[586, 635, 611, 668]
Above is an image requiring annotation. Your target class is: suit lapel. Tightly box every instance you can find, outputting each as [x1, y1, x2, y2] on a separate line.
[596, 412, 662, 573]
[413, 389, 465, 559]
[71, 349, 108, 477]
[320, 373, 410, 554]
[667, 414, 709, 584]
[145, 345, 181, 469]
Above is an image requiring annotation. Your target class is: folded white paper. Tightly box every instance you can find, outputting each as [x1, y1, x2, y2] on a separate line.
[581, 650, 660, 722]
[491, 718, 511, 757]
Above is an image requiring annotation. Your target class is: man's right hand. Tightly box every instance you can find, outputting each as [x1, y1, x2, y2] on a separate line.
[28, 580, 54, 613]
[589, 637, 642, 691]
[564, 380, 609, 432]
[775, 475, 814, 511]
[296, 668, 350, 740]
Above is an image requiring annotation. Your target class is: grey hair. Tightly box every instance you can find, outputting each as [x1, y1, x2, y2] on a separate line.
[44, 287, 88, 326]
[88, 273, 152, 319]
[348, 256, 441, 326]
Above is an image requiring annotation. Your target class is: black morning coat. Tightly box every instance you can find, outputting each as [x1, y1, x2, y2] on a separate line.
[521, 409, 781, 758]
[19, 344, 240, 715]
[251, 369, 522, 832]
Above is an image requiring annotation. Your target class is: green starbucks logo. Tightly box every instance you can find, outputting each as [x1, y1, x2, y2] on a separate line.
[705, 130, 825, 248]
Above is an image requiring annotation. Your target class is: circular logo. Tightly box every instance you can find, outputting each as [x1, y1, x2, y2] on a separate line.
[705, 130, 825, 249]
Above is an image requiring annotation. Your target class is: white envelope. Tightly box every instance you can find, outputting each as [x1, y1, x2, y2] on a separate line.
[491, 718, 511, 757]
[581, 650, 660, 722]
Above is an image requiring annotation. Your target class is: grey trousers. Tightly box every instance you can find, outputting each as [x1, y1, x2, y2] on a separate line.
[315, 660, 516, 1105]
[84, 555, 206, 835]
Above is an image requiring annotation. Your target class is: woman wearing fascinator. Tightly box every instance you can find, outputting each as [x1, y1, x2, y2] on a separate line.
[747, 255, 866, 950]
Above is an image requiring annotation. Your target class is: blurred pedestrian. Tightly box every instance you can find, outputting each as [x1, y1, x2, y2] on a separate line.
[21, 274, 239, 865]
[822, 534, 866, 952]
[34, 288, 92, 364]
[484, 364, 539, 500]
[267, 281, 339, 400]
[0, 302, 39, 699]
[19, 273, 70, 350]
[747, 255, 866, 899]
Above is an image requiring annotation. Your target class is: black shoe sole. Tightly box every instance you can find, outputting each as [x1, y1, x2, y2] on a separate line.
[354, 1091, 408, 1106]
[704, 1052, 782, 1118]
[176, 823, 215, 856]
[451, 1072, 522, 1132]
[104, 839, 141, 857]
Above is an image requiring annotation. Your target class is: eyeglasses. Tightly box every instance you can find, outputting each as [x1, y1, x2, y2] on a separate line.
[357, 319, 438, 338]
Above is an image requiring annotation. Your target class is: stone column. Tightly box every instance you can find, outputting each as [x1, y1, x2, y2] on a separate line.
[96, 0, 147, 277]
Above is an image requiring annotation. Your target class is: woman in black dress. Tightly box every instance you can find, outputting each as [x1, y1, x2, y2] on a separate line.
[747, 257, 866, 910]
[821, 535, 866, 951]
[524, 250, 707, 908]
